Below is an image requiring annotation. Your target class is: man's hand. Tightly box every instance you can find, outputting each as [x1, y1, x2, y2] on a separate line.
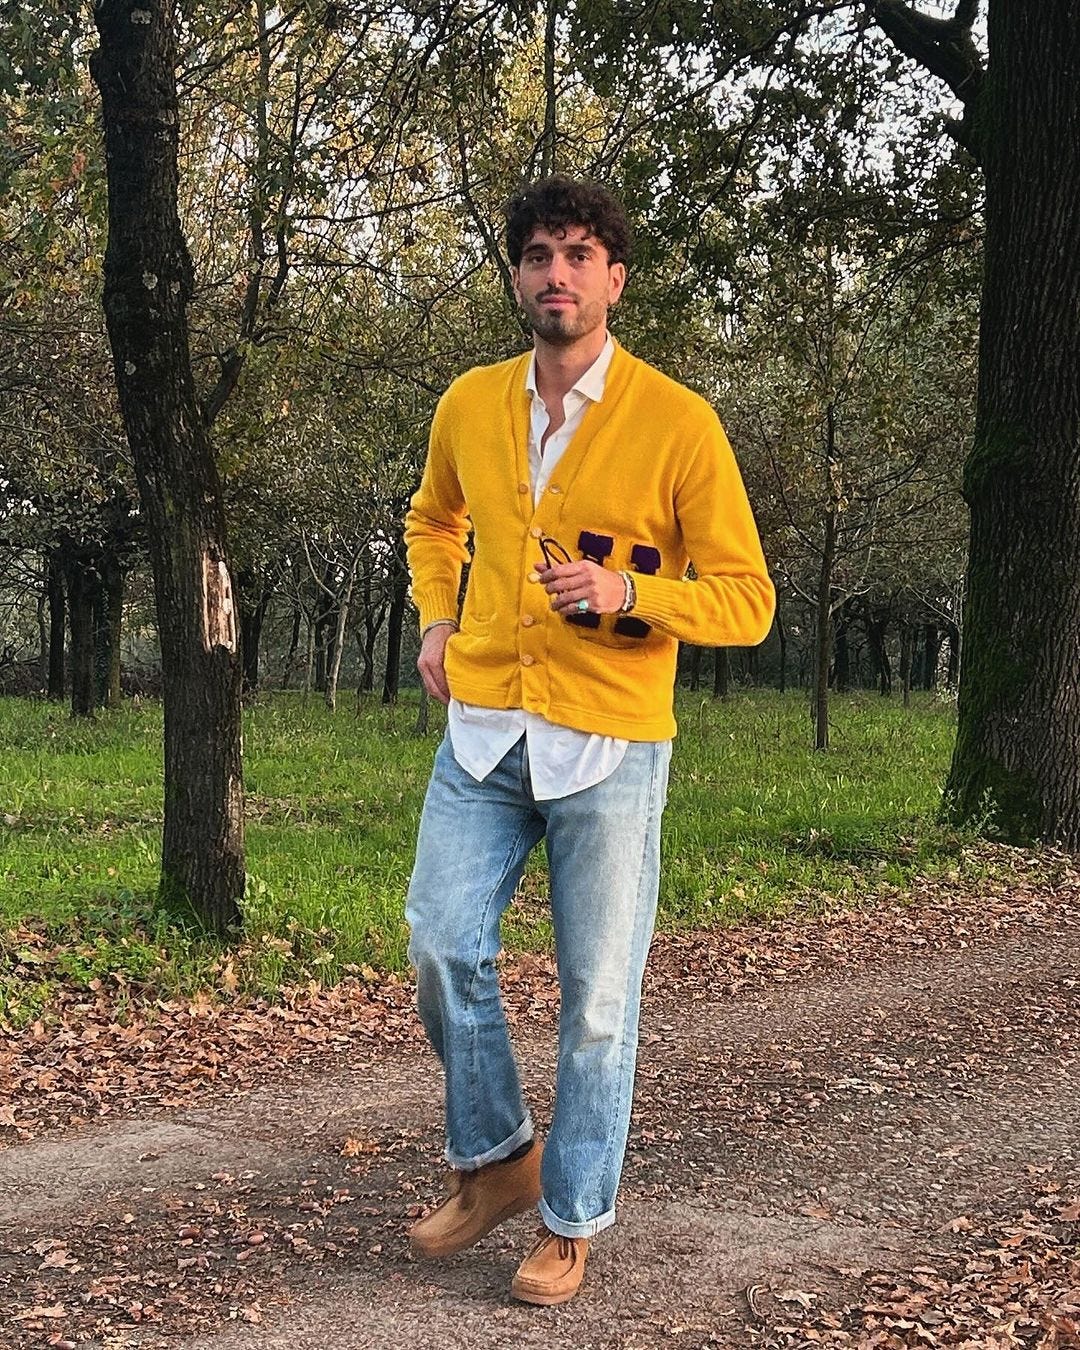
[538, 560, 626, 615]
[417, 623, 455, 705]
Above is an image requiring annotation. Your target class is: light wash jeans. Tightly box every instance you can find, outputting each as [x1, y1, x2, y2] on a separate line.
[406, 730, 671, 1239]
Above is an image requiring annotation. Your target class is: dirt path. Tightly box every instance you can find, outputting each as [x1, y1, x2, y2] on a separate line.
[2, 880, 1078, 1348]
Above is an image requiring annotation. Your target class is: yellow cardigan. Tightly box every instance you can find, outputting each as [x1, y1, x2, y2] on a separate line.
[404, 341, 774, 741]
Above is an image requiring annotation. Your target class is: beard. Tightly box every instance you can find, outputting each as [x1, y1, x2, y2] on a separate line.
[525, 294, 607, 346]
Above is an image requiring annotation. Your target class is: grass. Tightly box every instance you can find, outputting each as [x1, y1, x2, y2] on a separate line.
[0, 687, 985, 1023]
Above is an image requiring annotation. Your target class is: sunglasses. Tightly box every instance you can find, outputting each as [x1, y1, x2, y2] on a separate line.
[538, 535, 574, 569]
[536, 534, 603, 628]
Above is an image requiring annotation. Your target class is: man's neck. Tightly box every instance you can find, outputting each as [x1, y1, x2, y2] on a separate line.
[532, 326, 609, 409]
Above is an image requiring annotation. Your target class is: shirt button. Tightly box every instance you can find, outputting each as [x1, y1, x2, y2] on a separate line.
[521, 614, 535, 627]
[521, 654, 535, 667]
[548, 484, 562, 494]
[529, 526, 543, 538]
[527, 570, 540, 583]
[517, 482, 530, 494]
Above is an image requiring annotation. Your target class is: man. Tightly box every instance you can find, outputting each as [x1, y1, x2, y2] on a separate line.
[403, 176, 773, 1305]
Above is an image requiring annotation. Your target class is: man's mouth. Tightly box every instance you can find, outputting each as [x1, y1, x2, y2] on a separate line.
[539, 293, 575, 307]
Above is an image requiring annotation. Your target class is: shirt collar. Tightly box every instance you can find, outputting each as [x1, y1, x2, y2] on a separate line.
[525, 333, 616, 405]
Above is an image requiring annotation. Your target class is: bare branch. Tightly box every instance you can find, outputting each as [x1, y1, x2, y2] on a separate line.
[869, 0, 986, 161]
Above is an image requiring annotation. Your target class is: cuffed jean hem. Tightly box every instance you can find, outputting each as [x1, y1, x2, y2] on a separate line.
[445, 1114, 534, 1171]
[538, 1195, 616, 1239]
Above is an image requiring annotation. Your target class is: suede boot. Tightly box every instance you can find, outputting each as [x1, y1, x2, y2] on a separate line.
[511, 1225, 590, 1305]
[408, 1141, 542, 1258]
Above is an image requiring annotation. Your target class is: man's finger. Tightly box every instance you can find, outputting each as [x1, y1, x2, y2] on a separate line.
[418, 657, 451, 705]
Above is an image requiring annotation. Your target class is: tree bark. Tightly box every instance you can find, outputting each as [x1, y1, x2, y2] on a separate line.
[900, 620, 914, 709]
[922, 622, 941, 690]
[945, 620, 961, 688]
[94, 554, 124, 709]
[280, 563, 304, 688]
[325, 558, 358, 713]
[91, 0, 244, 930]
[313, 565, 337, 693]
[832, 601, 851, 692]
[360, 597, 386, 694]
[867, 610, 892, 696]
[687, 644, 702, 691]
[64, 555, 96, 718]
[382, 540, 408, 705]
[237, 571, 272, 698]
[814, 507, 836, 750]
[814, 403, 840, 750]
[414, 682, 430, 736]
[36, 584, 48, 693]
[775, 607, 787, 694]
[712, 647, 730, 699]
[46, 550, 66, 701]
[944, 3, 1080, 844]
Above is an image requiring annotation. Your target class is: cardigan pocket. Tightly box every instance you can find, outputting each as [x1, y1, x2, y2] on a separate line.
[572, 625, 651, 658]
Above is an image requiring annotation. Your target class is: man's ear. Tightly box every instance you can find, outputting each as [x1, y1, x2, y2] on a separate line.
[608, 261, 627, 306]
[510, 266, 522, 305]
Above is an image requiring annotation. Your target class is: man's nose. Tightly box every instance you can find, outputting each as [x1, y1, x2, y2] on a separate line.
[545, 253, 571, 289]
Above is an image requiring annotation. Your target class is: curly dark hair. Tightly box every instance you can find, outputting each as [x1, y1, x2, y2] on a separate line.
[504, 176, 633, 269]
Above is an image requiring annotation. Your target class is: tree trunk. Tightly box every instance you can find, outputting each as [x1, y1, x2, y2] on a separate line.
[94, 554, 124, 708]
[47, 550, 66, 701]
[922, 622, 941, 690]
[832, 603, 850, 692]
[313, 566, 337, 693]
[414, 682, 430, 736]
[867, 611, 892, 696]
[65, 556, 96, 718]
[712, 647, 729, 699]
[814, 508, 837, 751]
[325, 559, 358, 713]
[382, 542, 408, 705]
[303, 611, 315, 695]
[91, 1, 244, 930]
[900, 621, 914, 710]
[814, 404, 840, 750]
[237, 572, 272, 698]
[945, 621, 961, 689]
[280, 561, 303, 688]
[687, 645, 702, 691]
[240, 602, 264, 696]
[360, 602, 386, 694]
[944, 4, 1080, 844]
[775, 606, 787, 694]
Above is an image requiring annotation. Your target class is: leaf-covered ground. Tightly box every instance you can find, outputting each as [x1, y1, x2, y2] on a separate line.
[1, 846, 1077, 1348]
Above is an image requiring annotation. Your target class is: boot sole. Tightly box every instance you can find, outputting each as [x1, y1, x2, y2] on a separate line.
[409, 1193, 538, 1259]
[510, 1280, 582, 1306]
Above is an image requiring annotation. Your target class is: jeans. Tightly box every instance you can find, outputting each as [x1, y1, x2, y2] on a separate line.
[406, 730, 671, 1239]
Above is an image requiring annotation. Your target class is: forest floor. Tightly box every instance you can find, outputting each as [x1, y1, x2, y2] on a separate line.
[1, 852, 1078, 1349]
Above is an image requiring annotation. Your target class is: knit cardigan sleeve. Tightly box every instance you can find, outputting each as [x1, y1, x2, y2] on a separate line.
[403, 391, 471, 633]
[631, 414, 775, 647]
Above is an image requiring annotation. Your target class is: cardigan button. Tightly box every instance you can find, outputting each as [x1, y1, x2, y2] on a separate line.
[547, 484, 562, 494]
[521, 614, 536, 627]
[517, 482, 529, 494]
[520, 654, 535, 667]
[529, 526, 543, 538]
[527, 570, 540, 583]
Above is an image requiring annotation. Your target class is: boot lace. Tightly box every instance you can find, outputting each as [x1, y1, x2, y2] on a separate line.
[531, 1225, 578, 1264]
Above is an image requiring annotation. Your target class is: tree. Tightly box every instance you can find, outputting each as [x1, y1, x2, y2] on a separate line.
[865, 1, 1080, 844]
[91, 0, 244, 931]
